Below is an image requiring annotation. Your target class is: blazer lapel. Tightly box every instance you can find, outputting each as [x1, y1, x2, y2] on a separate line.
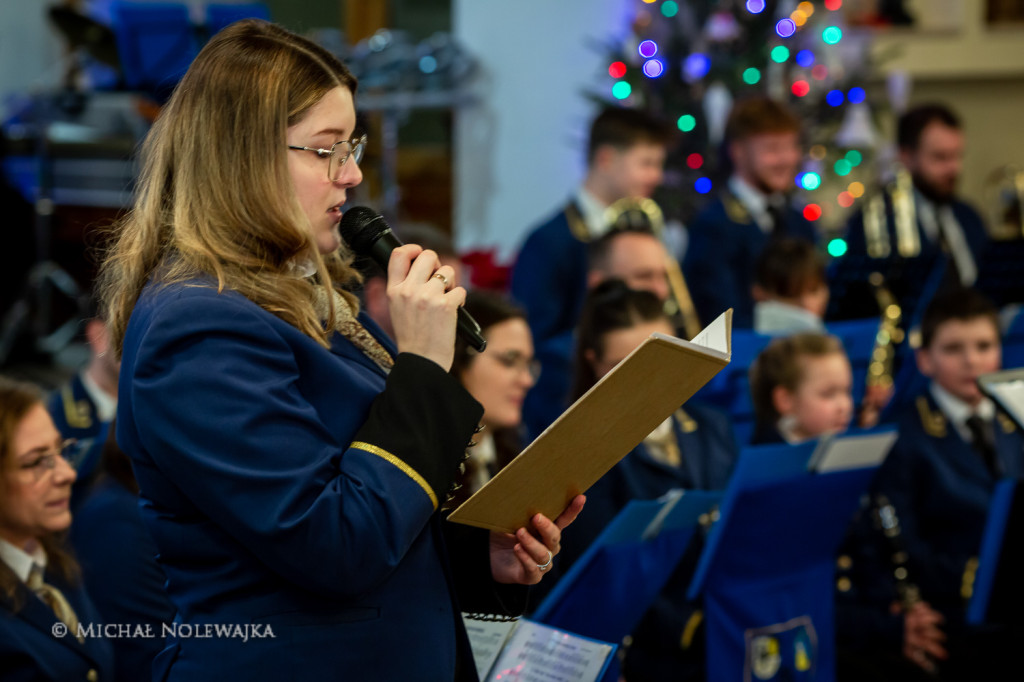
[10, 584, 101, 665]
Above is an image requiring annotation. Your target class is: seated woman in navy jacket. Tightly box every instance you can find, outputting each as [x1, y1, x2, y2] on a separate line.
[548, 279, 738, 681]
[97, 20, 582, 682]
[0, 376, 114, 681]
[448, 291, 538, 508]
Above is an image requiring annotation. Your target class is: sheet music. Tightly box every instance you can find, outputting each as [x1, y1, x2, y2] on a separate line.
[484, 620, 615, 682]
[463, 616, 518, 680]
[985, 378, 1024, 430]
[811, 431, 898, 473]
[687, 310, 731, 355]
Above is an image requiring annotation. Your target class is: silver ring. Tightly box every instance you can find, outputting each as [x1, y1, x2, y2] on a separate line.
[431, 272, 449, 288]
[536, 550, 553, 571]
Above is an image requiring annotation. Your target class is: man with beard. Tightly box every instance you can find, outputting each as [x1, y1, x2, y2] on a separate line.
[829, 104, 989, 322]
[683, 97, 817, 329]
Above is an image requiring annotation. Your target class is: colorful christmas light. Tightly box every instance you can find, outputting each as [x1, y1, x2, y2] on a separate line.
[643, 59, 665, 78]
[612, 81, 632, 100]
[776, 19, 797, 38]
[828, 238, 848, 258]
[677, 114, 696, 132]
[608, 61, 627, 79]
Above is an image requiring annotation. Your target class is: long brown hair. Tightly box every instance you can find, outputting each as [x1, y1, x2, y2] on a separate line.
[99, 19, 362, 355]
[0, 377, 79, 611]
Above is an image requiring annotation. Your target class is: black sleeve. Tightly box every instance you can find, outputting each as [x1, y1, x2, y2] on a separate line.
[353, 353, 484, 506]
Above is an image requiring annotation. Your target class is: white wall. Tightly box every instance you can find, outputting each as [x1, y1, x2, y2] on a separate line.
[453, 0, 631, 261]
[0, 4, 63, 107]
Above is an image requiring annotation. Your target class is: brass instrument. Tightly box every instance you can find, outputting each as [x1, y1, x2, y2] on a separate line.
[863, 167, 920, 259]
[866, 273, 903, 392]
[983, 164, 1024, 240]
[604, 197, 703, 340]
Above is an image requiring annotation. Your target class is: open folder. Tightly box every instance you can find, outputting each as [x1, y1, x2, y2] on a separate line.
[448, 310, 732, 534]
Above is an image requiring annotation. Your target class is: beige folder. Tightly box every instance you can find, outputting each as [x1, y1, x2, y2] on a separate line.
[447, 310, 733, 533]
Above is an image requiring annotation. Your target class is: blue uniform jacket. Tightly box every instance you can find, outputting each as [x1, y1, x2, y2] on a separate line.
[510, 204, 589, 345]
[828, 197, 988, 322]
[683, 193, 817, 329]
[70, 477, 176, 682]
[47, 373, 111, 507]
[870, 392, 1024, 618]
[0, 569, 115, 682]
[510, 205, 588, 439]
[116, 278, 519, 681]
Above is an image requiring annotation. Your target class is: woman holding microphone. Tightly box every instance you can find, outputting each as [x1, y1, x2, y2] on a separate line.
[99, 20, 581, 681]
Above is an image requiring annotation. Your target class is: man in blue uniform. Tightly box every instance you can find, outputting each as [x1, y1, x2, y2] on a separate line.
[683, 96, 817, 329]
[867, 288, 1024, 678]
[829, 104, 989, 323]
[47, 307, 119, 505]
[511, 108, 671, 345]
[511, 110, 672, 436]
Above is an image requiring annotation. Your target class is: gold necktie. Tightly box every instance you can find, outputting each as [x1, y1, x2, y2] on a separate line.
[28, 566, 83, 642]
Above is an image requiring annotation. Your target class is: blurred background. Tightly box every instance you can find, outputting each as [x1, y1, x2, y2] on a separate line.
[1, 0, 1022, 382]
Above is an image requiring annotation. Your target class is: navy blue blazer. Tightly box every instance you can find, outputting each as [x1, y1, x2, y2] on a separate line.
[510, 203, 589, 345]
[870, 392, 1024, 617]
[47, 373, 112, 508]
[70, 477, 176, 682]
[0, 568, 115, 682]
[683, 193, 817, 329]
[511, 205, 588, 439]
[116, 278, 517, 681]
[828, 197, 989, 322]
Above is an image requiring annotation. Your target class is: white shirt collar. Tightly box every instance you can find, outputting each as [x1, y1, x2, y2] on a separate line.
[929, 381, 996, 441]
[753, 300, 826, 335]
[575, 186, 611, 238]
[0, 538, 47, 583]
[729, 175, 782, 233]
[80, 370, 117, 424]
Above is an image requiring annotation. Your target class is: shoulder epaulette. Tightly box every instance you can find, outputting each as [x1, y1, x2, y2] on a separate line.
[676, 408, 698, 434]
[61, 384, 93, 430]
[723, 195, 752, 225]
[915, 395, 947, 438]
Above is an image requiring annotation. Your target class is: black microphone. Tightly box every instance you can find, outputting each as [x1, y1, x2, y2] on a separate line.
[339, 206, 487, 352]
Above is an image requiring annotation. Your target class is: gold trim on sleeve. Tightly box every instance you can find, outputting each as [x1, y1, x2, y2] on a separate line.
[350, 441, 439, 510]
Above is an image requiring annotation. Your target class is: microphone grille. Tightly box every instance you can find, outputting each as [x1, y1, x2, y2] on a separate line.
[338, 206, 389, 254]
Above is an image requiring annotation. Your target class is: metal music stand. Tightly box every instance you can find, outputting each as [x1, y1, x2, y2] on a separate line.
[0, 7, 122, 365]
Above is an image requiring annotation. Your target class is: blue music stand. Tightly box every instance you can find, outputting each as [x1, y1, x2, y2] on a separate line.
[967, 480, 1022, 626]
[111, 2, 199, 98]
[687, 435, 889, 682]
[533, 489, 721, 682]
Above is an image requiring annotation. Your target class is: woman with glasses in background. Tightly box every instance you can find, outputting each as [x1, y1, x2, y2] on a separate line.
[98, 19, 581, 682]
[0, 376, 114, 681]
[448, 291, 540, 509]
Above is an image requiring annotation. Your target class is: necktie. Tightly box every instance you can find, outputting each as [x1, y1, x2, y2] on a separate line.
[965, 414, 999, 476]
[766, 202, 787, 237]
[27, 565, 83, 642]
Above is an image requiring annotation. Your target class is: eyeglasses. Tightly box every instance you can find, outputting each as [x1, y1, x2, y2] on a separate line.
[288, 134, 367, 182]
[491, 350, 541, 381]
[16, 439, 77, 481]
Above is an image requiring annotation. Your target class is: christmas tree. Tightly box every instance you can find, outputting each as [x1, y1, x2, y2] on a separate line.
[595, 0, 893, 258]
